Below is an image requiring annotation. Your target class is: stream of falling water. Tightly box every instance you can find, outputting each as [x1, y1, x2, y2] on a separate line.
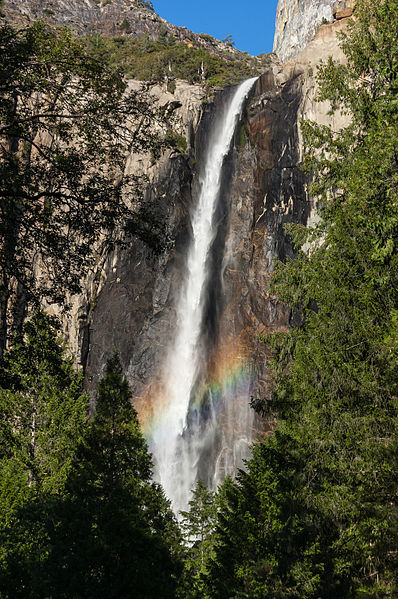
[150, 77, 257, 514]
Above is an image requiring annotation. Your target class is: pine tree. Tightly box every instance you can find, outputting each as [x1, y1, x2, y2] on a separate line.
[0, 310, 89, 597]
[0, 350, 181, 598]
[178, 480, 218, 599]
[0, 310, 88, 519]
[206, 1, 398, 597]
[268, 2, 398, 591]
[39, 354, 180, 599]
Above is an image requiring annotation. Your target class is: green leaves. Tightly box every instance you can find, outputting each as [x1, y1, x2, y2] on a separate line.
[48, 354, 181, 598]
[0, 347, 181, 598]
[0, 21, 168, 355]
[178, 481, 218, 598]
[81, 33, 262, 88]
[202, 2, 398, 597]
[267, 0, 398, 593]
[0, 311, 88, 507]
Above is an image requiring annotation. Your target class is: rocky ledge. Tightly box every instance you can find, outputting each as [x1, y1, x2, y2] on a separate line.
[2, 0, 253, 61]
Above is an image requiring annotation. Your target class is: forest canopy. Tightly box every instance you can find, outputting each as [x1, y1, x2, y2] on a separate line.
[203, 1, 398, 597]
[0, 0, 397, 597]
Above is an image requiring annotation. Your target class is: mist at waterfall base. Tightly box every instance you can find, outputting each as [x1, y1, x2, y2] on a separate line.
[138, 78, 258, 514]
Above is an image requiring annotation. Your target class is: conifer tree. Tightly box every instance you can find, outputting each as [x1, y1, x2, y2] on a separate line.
[206, 1, 398, 597]
[178, 480, 218, 599]
[0, 349, 181, 598]
[37, 354, 180, 599]
[0, 310, 89, 597]
[0, 310, 88, 520]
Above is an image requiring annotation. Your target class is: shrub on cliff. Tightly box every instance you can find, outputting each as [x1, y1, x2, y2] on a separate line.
[81, 34, 262, 87]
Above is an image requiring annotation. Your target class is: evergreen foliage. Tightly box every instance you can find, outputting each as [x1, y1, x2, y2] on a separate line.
[0, 352, 181, 598]
[0, 311, 89, 596]
[1, 1, 397, 597]
[202, 1, 398, 597]
[0, 311, 88, 515]
[38, 354, 181, 598]
[178, 480, 218, 599]
[81, 34, 266, 88]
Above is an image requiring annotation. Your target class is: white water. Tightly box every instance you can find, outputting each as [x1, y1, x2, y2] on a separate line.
[150, 78, 257, 514]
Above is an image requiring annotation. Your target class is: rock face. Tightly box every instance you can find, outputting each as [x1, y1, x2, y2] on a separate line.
[2, 0, 351, 488]
[54, 78, 207, 397]
[39, 13, 350, 413]
[81, 17, 349, 414]
[273, 0, 354, 62]
[2, 0, 248, 61]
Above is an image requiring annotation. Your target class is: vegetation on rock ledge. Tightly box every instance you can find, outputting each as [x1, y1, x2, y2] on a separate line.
[0, 0, 397, 597]
[81, 34, 267, 88]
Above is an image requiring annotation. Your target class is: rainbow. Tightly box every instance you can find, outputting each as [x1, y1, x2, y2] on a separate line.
[136, 338, 257, 442]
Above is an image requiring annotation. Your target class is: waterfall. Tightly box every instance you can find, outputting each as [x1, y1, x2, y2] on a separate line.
[150, 77, 257, 514]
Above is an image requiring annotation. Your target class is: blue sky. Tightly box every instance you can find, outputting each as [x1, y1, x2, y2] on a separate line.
[153, 0, 279, 56]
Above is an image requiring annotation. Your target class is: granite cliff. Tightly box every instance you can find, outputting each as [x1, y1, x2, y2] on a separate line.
[80, 12, 351, 415]
[2, 0, 352, 482]
[2, 0, 250, 61]
[2, 0, 352, 403]
[273, 0, 355, 61]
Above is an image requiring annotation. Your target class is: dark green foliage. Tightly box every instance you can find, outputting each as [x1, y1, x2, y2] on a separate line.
[120, 17, 131, 33]
[0, 21, 166, 355]
[38, 354, 181, 598]
[0, 353, 181, 598]
[221, 34, 235, 47]
[203, 1, 398, 597]
[178, 480, 218, 599]
[199, 33, 216, 44]
[165, 127, 188, 154]
[0, 311, 89, 594]
[208, 437, 339, 599]
[81, 34, 262, 88]
[0, 311, 88, 511]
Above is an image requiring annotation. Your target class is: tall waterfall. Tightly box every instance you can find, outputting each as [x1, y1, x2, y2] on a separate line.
[150, 77, 257, 514]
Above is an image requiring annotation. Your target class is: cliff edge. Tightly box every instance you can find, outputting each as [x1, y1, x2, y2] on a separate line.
[273, 0, 355, 62]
